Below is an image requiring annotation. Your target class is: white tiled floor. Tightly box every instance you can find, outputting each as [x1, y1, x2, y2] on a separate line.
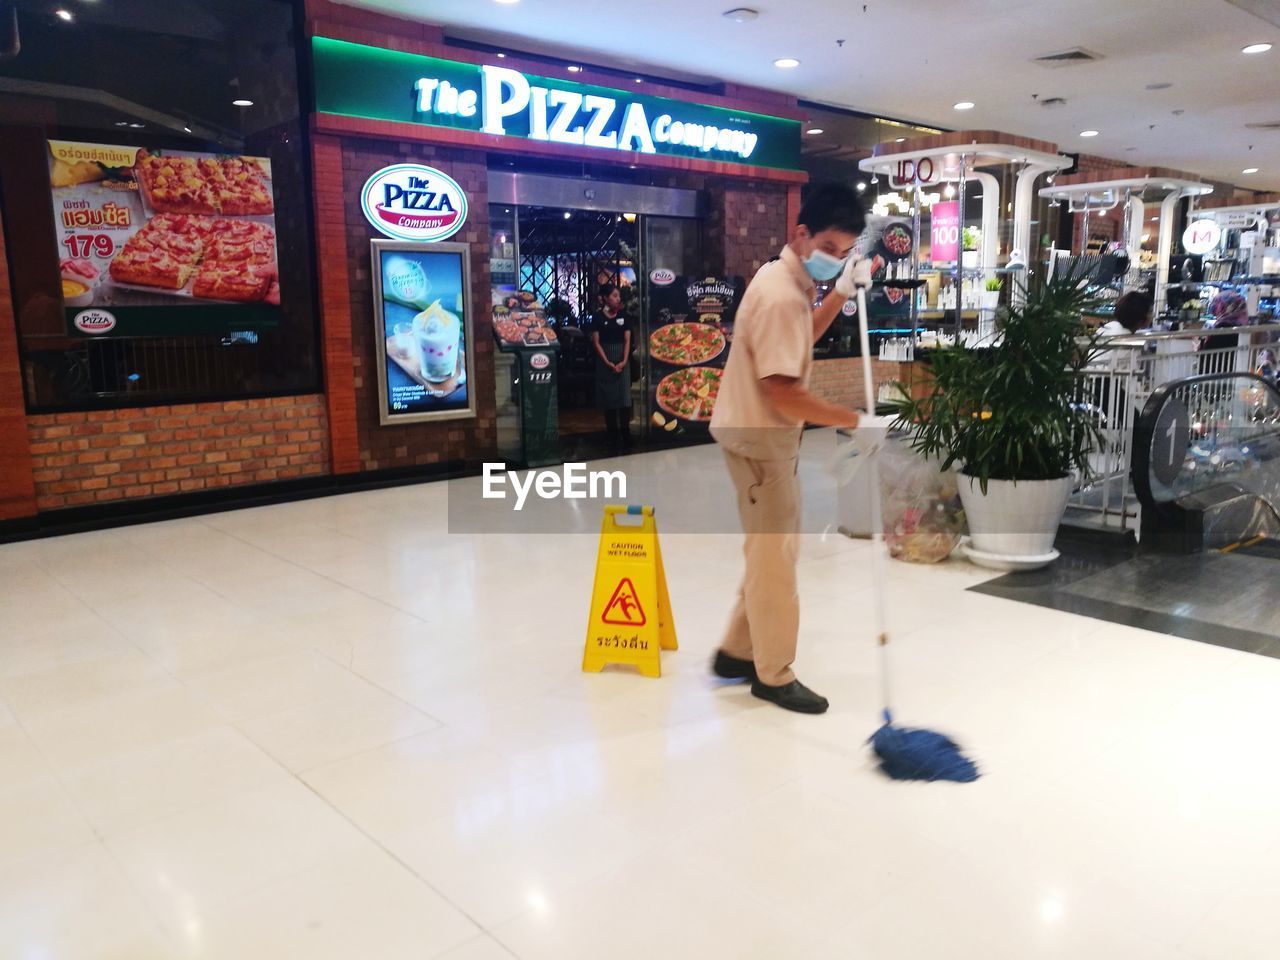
[1, 434, 1276, 958]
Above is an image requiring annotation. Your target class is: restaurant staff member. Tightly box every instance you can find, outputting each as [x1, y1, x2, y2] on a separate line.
[589, 283, 632, 451]
[709, 182, 891, 714]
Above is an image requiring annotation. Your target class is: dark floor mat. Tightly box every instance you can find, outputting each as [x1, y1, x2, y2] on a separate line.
[970, 540, 1280, 656]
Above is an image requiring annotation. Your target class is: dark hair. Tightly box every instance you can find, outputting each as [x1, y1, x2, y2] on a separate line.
[1114, 291, 1153, 330]
[798, 182, 867, 236]
[598, 283, 619, 301]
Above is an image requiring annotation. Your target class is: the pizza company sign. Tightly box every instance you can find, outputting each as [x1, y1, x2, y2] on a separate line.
[313, 38, 801, 172]
[360, 164, 468, 242]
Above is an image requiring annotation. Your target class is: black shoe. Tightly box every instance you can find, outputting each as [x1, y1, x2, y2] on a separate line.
[751, 679, 829, 714]
[711, 650, 757, 682]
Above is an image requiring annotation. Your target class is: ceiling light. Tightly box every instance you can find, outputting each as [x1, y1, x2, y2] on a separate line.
[127, 123, 145, 129]
[55, 8, 73, 20]
[567, 65, 582, 73]
[113, 121, 128, 127]
[856, 182, 867, 192]
[895, 137, 906, 143]
[232, 99, 253, 107]
[635, 78, 643, 84]
[496, 53, 506, 58]
[723, 7, 759, 22]
[806, 127, 824, 136]
[182, 126, 192, 133]
[953, 101, 975, 111]
[774, 57, 800, 69]
[1242, 43, 1272, 55]
[1080, 129, 1099, 137]
[563, 211, 572, 219]
[1243, 167, 1259, 174]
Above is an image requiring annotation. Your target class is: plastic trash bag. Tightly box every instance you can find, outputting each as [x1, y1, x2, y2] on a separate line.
[877, 438, 965, 563]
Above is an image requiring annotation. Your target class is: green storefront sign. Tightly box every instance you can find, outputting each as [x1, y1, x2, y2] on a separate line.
[312, 37, 802, 172]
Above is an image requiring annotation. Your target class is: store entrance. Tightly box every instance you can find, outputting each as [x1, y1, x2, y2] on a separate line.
[488, 172, 703, 462]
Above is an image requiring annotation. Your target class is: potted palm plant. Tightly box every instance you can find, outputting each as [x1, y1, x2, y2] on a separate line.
[888, 271, 1103, 569]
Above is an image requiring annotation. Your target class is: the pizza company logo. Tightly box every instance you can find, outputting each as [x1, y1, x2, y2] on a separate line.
[530, 352, 550, 370]
[73, 309, 116, 334]
[650, 268, 676, 286]
[360, 163, 468, 242]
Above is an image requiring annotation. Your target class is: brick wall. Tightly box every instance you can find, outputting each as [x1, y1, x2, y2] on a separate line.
[809, 357, 902, 409]
[25, 395, 329, 511]
[705, 181, 790, 281]
[339, 138, 497, 471]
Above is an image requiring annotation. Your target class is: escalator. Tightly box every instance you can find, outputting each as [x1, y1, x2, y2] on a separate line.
[1133, 372, 1280, 552]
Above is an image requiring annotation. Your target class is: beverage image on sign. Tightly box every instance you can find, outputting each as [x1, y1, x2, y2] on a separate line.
[649, 322, 725, 366]
[414, 301, 462, 382]
[655, 366, 722, 421]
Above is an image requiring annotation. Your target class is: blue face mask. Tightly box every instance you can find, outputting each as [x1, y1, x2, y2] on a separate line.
[803, 247, 844, 282]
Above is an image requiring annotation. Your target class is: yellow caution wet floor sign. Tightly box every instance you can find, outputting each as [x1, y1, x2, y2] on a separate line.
[583, 505, 677, 677]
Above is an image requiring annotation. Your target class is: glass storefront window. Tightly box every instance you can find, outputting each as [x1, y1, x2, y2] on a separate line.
[0, 0, 318, 410]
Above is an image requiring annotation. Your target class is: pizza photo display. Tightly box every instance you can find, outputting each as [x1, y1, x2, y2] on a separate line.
[49, 140, 282, 316]
[648, 321, 725, 366]
[655, 366, 722, 421]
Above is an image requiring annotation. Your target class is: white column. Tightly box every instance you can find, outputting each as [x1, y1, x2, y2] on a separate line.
[1155, 190, 1183, 313]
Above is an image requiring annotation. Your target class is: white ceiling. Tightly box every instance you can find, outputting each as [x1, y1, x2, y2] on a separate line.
[339, 0, 1280, 192]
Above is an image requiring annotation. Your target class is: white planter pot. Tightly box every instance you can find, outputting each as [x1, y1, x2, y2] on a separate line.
[957, 474, 1073, 562]
[980, 290, 1000, 312]
[962, 250, 979, 269]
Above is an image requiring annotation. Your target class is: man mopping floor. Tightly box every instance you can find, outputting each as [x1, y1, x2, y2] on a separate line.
[709, 182, 890, 715]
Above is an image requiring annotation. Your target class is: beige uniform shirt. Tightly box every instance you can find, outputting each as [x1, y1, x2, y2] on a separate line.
[710, 245, 816, 460]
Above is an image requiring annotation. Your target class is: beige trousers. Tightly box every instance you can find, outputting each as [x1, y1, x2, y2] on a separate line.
[720, 449, 801, 687]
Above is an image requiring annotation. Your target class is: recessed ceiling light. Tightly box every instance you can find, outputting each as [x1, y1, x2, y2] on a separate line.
[806, 127, 824, 136]
[113, 121, 128, 127]
[635, 78, 643, 84]
[55, 8, 73, 21]
[1243, 167, 1260, 174]
[567, 65, 582, 73]
[774, 57, 800, 69]
[724, 7, 759, 22]
[953, 101, 975, 110]
[496, 53, 506, 58]
[895, 137, 906, 143]
[563, 211, 572, 219]
[1242, 43, 1272, 55]
[856, 182, 867, 191]
[127, 123, 145, 129]
[182, 126, 192, 133]
[232, 99, 253, 107]
[1080, 129, 1099, 137]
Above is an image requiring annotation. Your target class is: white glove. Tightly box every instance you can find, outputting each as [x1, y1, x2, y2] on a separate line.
[835, 257, 874, 297]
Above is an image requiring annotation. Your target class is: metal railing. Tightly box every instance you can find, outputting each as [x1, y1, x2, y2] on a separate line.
[1066, 323, 1280, 536]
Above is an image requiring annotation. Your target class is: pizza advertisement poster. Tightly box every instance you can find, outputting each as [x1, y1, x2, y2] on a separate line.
[646, 274, 742, 433]
[48, 139, 281, 338]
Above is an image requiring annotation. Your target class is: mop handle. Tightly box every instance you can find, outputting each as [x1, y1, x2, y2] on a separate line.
[854, 285, 894, 716]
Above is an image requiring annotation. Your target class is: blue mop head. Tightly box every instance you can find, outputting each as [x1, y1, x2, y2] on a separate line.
[870, 710, 980, 783]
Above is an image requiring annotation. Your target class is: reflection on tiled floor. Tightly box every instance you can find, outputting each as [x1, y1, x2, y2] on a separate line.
[973, 540, 1280, 656]
[2, 433, 1278, 958]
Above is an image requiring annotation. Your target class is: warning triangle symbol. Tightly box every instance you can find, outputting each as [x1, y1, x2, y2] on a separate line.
[601, 578, 646, 626]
